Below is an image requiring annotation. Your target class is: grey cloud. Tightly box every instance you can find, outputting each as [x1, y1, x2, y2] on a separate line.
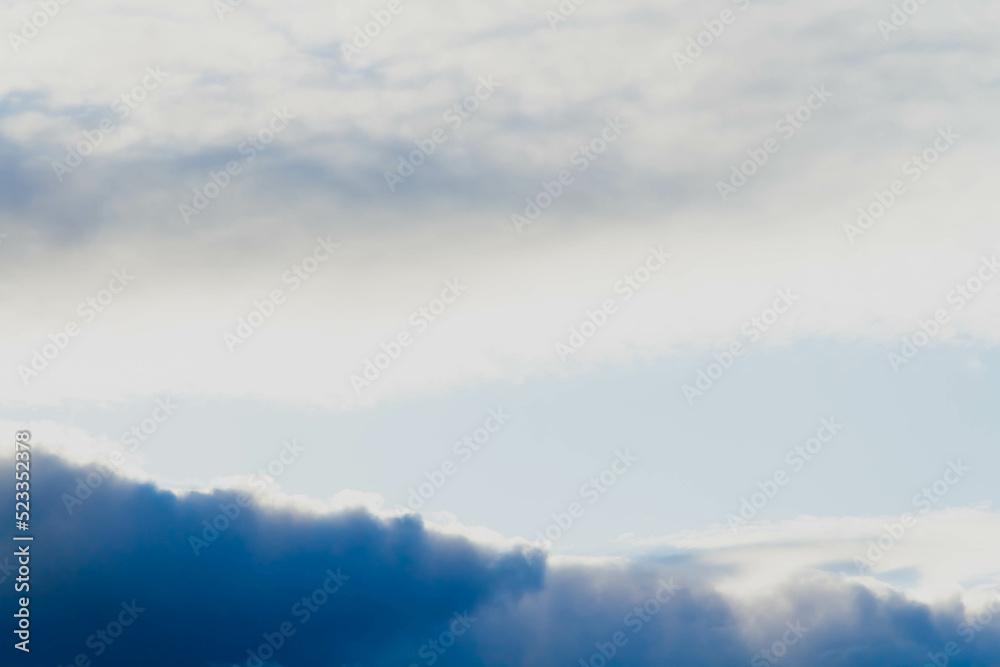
[3, 451, 1000, 666]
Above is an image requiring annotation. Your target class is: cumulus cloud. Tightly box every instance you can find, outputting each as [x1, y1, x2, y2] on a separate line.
[4, 450, 1000, 666]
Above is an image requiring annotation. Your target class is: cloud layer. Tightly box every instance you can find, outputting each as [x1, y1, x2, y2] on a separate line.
[2, 0, 1000, 406]
[5, 451, 1000, 666]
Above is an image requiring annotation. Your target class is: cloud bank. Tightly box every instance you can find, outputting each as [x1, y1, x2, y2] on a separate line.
[4, 450, 1000, 666]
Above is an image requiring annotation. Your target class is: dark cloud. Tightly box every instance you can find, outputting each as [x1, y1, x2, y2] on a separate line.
[2, 452, 999, 666]
[0, 123, 676, 248]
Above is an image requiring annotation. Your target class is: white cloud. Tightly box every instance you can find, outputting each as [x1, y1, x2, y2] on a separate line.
[0, 219, 998, 407]
[619, 507, 1000, 607]
[1, 0, 999, 408]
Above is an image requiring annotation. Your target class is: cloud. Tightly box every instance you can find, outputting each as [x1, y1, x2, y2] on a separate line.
[5, 450, 545, 665]
[618, 509, 1000, 604]
[2, 0, 1000, 406]
[1, 223, 999, 408]
[4, 2, 999, 664]
[5, 450, 1000, 666]
[1, 0, 999, 240]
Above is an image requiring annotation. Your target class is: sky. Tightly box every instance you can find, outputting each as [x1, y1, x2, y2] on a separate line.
[1, 0, 1000, 665]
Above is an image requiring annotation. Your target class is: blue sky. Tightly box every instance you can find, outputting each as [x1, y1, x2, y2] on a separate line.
[2, 339, 997, 556]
